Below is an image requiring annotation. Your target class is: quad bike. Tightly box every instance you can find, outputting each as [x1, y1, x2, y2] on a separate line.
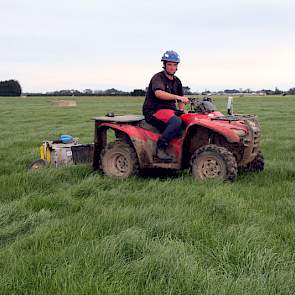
[92, 97, 264, 181]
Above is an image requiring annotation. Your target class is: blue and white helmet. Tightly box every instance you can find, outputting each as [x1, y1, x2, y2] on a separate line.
[161, 50, 180, 63]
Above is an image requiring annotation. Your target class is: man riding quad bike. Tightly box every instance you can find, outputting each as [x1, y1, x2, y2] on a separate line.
[142, 50, 189, 162]
[92, 51, 264, 181]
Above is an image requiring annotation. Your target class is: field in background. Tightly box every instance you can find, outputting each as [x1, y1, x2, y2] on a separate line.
[0, 95, 294, 294]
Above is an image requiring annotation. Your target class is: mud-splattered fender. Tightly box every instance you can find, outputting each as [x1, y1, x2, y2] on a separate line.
[184, 119, 241, 143]
[95, 122, 157, 168]
[95, 122, 182, 168]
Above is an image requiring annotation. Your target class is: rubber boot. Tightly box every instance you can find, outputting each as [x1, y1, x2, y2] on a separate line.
[156, 138, 173, 162]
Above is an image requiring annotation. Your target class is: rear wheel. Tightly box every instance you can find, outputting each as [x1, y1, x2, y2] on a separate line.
[191, 144, 237, 181]
[100, 141, 139, 178]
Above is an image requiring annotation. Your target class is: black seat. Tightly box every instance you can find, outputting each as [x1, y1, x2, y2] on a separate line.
[136, 120, 161, 133]
[93, 115, 145, 123]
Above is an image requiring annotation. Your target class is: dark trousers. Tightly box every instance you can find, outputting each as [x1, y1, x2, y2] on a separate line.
[147, 109, 183, 149]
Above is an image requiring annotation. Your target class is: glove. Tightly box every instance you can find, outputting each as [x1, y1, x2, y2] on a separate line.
[175, 110, 185, 116]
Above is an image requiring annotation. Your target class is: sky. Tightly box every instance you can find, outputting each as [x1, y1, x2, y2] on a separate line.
[1, 0, 295, 93]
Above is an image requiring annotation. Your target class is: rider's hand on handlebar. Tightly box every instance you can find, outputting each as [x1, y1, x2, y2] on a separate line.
[177, 96, 190, 104]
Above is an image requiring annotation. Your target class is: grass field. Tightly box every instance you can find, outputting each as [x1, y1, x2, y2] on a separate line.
[0, 95, 294, 294]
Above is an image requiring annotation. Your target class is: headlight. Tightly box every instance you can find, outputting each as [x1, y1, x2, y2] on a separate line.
[247, 120, 256, 127]
[232, 129, 247, 137]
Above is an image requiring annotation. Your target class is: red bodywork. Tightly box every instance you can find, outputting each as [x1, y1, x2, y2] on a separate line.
[93, 111, 261, 170]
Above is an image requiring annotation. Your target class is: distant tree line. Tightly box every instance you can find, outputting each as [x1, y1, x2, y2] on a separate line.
[0, 80, 22, 96]
[25, 86, 193, 97]
[27, 88, 137, 97]
[23, 86, 295, 97]
[202, 87, 295, 96]
[1, 79, 295, 97]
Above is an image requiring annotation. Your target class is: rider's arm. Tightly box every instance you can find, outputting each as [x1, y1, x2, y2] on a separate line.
[155, 90, 189, 107]
[154, 90, 180, 101]
[152, 75, 189, 104]
[155, 90, 188, 103]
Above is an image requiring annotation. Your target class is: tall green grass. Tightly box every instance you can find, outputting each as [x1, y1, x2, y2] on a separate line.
[0, 95, 294, 294]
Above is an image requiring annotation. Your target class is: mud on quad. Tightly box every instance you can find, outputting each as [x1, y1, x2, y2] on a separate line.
[92, 97, 264, 181]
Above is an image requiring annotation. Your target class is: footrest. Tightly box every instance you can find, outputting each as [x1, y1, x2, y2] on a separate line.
[152, 162, 179, 169]
[153, 155, 176, 164]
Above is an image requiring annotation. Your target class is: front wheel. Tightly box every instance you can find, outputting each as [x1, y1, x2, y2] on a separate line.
[191, 144, 237, 182]
[100, 141, 139, 178]
[239, 151, 264, 173]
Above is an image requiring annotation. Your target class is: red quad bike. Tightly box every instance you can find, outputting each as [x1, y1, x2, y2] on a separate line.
[92, 97, 264, 181]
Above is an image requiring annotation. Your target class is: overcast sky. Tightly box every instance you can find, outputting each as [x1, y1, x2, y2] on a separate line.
[1, 0, 294, 92]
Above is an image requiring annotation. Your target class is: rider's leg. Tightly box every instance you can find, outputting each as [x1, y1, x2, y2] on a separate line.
[152, 110, 182, 161]
[159, 115, 182, 143]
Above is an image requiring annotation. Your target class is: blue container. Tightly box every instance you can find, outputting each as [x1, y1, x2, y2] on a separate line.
[59, 134, 74, 144]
